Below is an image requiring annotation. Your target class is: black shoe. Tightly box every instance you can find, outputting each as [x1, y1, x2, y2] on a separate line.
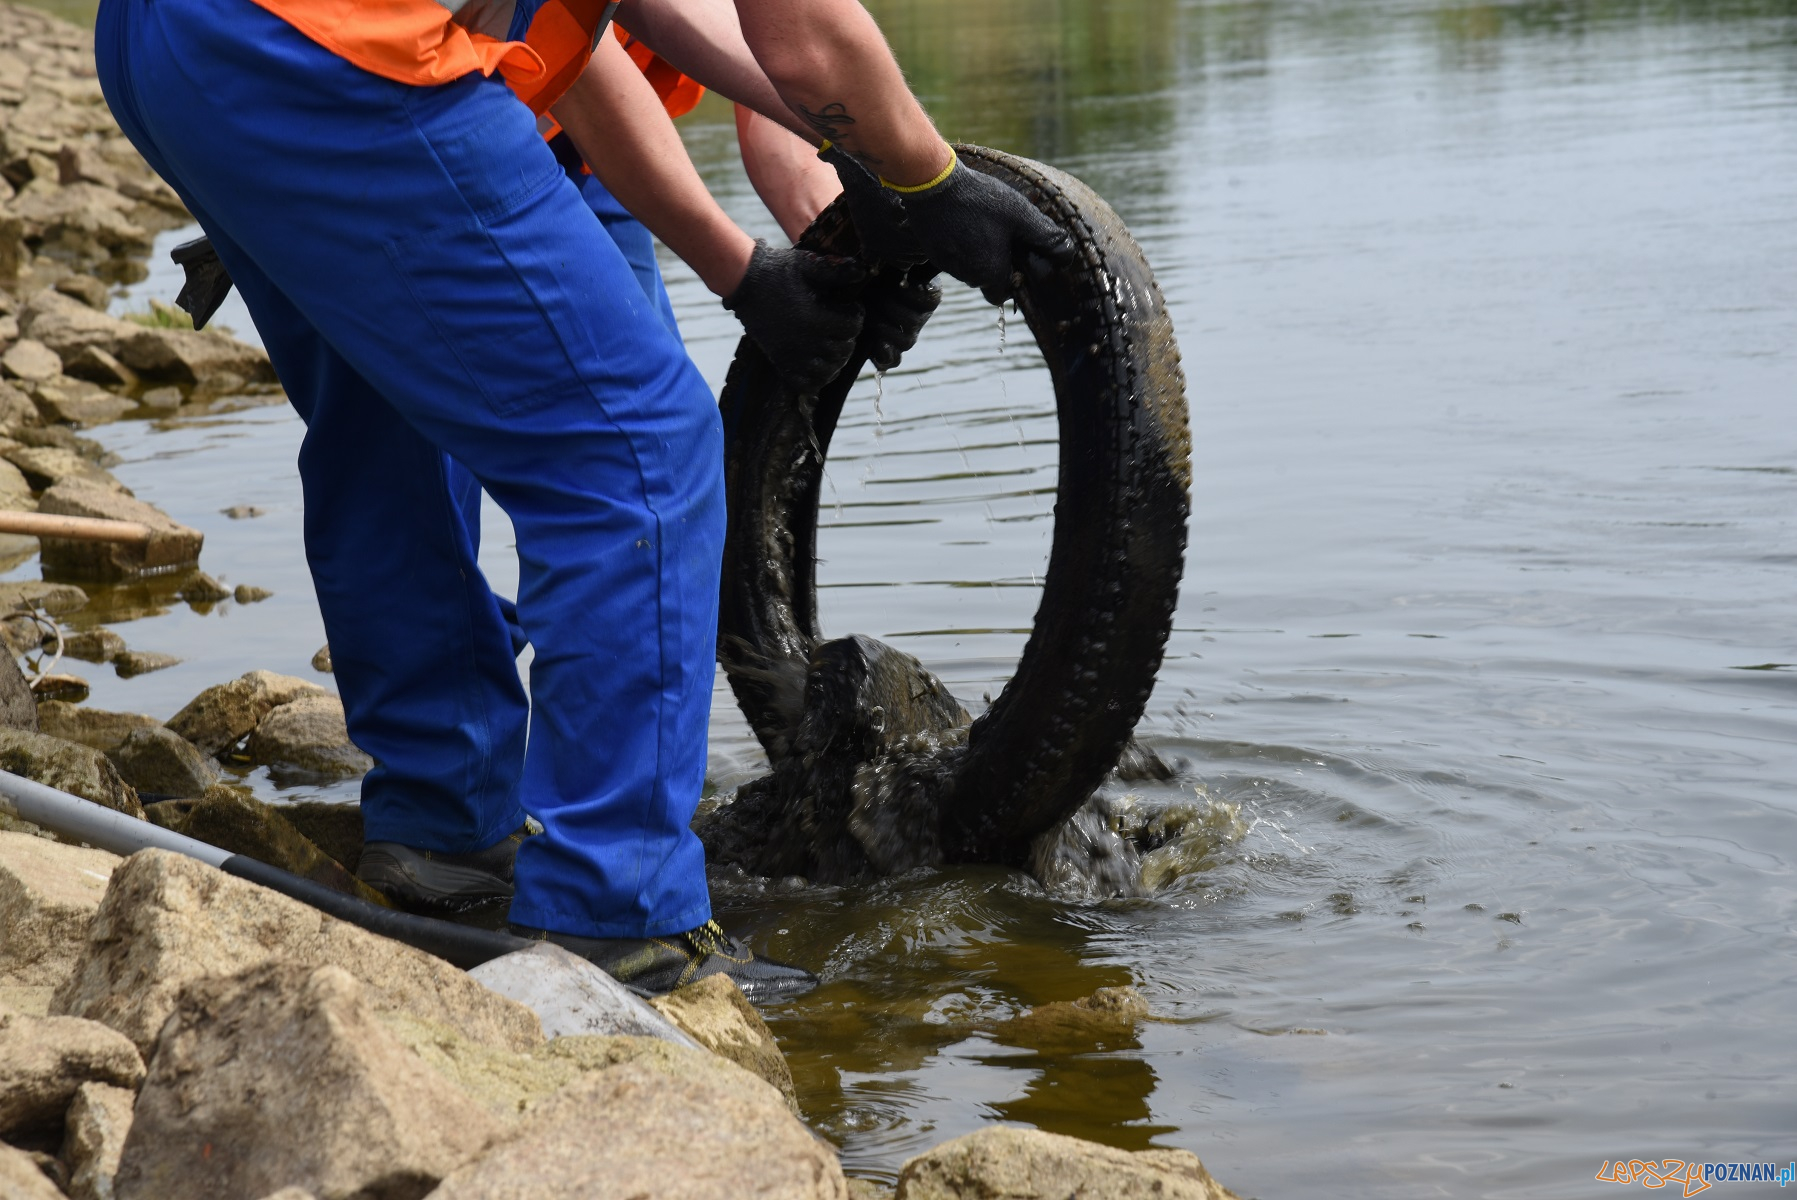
[506, 918, 818, 1002]
[358, 822, 536, 910]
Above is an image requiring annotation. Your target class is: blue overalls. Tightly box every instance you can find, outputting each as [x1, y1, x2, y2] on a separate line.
[96, 0, 722, 938]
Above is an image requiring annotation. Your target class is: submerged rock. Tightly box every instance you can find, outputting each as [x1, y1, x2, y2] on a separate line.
[35, 702, 158, 756]
[112, 726, 218, 797]
[896, 1127, 1239, 1200]
[36, 481, 203, 585]
[0, 832, 119, 991]
[115, 963, 500, 1200]
[59, 628, 125, 664]
[233, 583, 272, 603]
[0, 1005, 144, 1141]
[165, 669, 324, 757]
[111, 649, 180, 679]
[142, 788, 380, 902]
[58, 1081, 135, 1200]
[174, 569, 230, 603]
[248, 693, 373, 780]
[51, 849, 541, 1056]
[0, 728, 141, 819]
[992, 986, 1150, 1054]
[0, 580, 88, 615]
[648, 973, 799, 1114]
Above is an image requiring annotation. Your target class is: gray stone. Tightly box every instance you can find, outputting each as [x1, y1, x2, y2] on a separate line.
[466, 944, 698, 1047]
[112, 726, 217, 797]
[0, 380, 40, 430]
[166, 669, 325, 757]
[426, 1052, 847, 1200]
[0, 729, 142, 819]
[0, 832, 119, 989]
[648, 973, 799, 1114]
[3, 445, 121, 491]
[136, 386, 180, 410]
[32, 375, 135, 426]
[52, 274, 110, 311]
[38, 481, 203, 580]
[61, 346, 138, 390]
[51, 849, 543, 1056]
[5, 184, 147, 257]
[35, 703, 158, 756]
[29, 674, 90, 704]
[222, 503, 266, 519]
[248, 693, 373, 780]
[2, 337, 61, 382]
[17, 290, 135, 363]
[115, 325, 273, 386]
[115, 963, 500, 1200]
[311, 643, 332, 673]
[0, 1005, 144, 1139]
[59, 1081, 134, 1200]
[0, 650, 36, 730]
[895, 1128, 1241, 1200]
[0, 1142, 65, 1200]
[991, 986, 1150, 1053]
[111, 650, 179, 679]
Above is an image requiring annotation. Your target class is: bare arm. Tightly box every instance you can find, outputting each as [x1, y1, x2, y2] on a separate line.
[550, 35, 754, 297]
[614, 0, 812, 140]
[736, 104, 840, 242]
[730, 0, 950, 185]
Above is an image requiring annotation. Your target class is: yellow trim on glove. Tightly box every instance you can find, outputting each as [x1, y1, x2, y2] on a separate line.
[881, 147, 957, 194]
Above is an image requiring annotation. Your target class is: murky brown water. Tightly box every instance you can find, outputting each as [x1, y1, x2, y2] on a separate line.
[22, 0, 1797, 1193]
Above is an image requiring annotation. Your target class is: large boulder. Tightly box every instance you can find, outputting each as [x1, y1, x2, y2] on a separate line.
[36, 481, 203, 580]
[35, 702, 159, 755]
[142, 788, 383, 903]
[0, 728, 142, 819]
[648, 973, 799, 1114]
[0, 649, 36, 730]
[59, 1081, 134, 1200]
[115, 963, 501, 1200]
[0, 1142, 65, 1200]
[111, 725, 218, 797]
[0, 1005, 144, 1140]
[165, 670, 325, 757]
[425, 1053, 848, 1200]
[247, 693, 373, 780]
[51, 849, 542, 1056]
[0, 832, 119, 991]
[895, 1128, 1240, 1200]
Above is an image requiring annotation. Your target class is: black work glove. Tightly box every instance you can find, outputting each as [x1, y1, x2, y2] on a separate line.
[860, 265, 940, 372]
[897, 150, 1074, 303]
[723, 241, 866, 395]
[818, 144, 924, 265]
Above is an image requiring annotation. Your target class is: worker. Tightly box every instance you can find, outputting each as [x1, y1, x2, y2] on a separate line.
[94, 0, 1069, 998]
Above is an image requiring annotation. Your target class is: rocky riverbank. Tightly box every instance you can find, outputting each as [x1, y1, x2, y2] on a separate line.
[0, 2, 1247, 1196]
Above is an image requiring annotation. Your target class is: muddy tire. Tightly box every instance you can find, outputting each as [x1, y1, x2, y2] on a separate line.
[717, 145, 1190, 865]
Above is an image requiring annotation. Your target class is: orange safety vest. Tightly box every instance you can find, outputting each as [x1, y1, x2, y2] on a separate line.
[246, 0, 618, 116]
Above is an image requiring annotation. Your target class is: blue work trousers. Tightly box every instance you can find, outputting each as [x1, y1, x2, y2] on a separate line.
[95, 0, 722, 938]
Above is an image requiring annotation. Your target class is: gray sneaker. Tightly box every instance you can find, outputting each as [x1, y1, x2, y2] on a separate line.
[358, 822, 536, 911]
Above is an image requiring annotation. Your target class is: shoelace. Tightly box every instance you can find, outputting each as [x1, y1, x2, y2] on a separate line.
[684, 919, 731, 958]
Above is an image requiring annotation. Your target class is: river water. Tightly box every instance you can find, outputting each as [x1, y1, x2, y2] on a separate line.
[28, 0, 1796, 1193]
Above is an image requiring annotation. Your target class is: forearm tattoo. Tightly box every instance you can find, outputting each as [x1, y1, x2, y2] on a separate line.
[796, 102, 881, 167]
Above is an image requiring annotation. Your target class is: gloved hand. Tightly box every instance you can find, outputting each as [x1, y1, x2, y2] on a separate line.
[860, 265, 940, 372]
[818, 144, 924, 265]
[724, 241, 867, 395]
[892, 148, 1073, 303]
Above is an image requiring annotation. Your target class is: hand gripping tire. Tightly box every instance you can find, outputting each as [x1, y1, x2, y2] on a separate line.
[716, 145, 1190, 867]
